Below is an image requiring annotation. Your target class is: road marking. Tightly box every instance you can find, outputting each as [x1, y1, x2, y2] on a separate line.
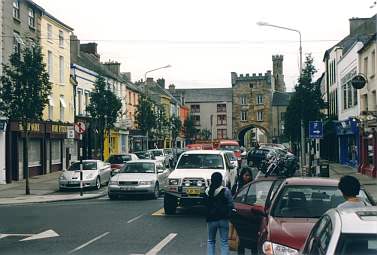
[127, 214, 144, 224]
[68, 232, 110, 254]
[20, 229, 59, 241]
[145, 233, 177, 255]
[152, 208, 165, 216]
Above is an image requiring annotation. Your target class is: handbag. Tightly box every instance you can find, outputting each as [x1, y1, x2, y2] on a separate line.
[228, 222, 239, 251]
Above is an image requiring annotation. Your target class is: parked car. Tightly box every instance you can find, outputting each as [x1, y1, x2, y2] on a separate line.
[164, 150, 237, 214]
[108, 160, 170, 200]
[217, 140, 241, 161]
[59, 160, 112, 190]
[231, 177, 375, 254]
[186, 143, 213, 150]
[301, 206, 377, 255]
[247, 147, 278, 168]
[107, 153, 139, 176]
[134, 151, 154, 160]
[148, 149, 169, 166]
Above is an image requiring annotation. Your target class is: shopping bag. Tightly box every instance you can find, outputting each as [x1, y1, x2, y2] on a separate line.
[228, 222, 239, 251]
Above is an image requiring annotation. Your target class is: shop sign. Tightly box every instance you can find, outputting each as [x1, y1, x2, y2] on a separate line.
[18, 123, 42, 132]
[51, 124, 69, 134]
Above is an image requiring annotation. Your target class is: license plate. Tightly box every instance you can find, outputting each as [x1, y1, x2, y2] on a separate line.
[186, 188, 200, 195]
[120, 186, 135, 191]
[68, 181, 78, 184]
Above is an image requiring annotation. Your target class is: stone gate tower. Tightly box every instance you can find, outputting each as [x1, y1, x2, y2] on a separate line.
[272, 55, 286, 92]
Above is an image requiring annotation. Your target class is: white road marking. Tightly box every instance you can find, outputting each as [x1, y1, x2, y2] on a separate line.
[145, 233, 177, 255]
[68, 232, 110, 254]
[0, 233, 31, 239]
[20, 229, 59, 241]
[127, 214, 144, 224]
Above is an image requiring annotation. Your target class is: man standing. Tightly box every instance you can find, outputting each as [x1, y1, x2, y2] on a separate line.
[337, 175, 369, 209]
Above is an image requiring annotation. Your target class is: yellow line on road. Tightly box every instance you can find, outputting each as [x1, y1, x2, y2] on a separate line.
[151, 208, 165, 216]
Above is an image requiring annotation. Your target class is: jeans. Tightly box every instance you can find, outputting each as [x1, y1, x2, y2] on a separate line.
[207, 219, 229, 255]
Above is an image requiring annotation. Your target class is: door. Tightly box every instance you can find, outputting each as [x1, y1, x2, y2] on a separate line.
[231, 180, 275, 248]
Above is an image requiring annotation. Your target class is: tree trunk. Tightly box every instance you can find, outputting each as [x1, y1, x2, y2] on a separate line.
[22, 126, 30, 195]
[100, 128, 104, 161]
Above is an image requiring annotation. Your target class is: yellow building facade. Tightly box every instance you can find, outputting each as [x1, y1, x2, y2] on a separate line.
[41, 13, 74, 124]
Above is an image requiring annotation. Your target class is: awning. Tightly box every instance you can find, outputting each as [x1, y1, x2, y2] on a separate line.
[59, 97, 66, 108]
[48, 95, 54, 106]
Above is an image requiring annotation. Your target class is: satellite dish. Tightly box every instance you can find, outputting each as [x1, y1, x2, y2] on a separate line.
[351, 74, 367, 89]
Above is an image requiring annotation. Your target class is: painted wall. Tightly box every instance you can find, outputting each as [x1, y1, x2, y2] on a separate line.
[359, 41, 377, 113]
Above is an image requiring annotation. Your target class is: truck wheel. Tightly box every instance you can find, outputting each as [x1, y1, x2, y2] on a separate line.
[164, 193, 177, 215]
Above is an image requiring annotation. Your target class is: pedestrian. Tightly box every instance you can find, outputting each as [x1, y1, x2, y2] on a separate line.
[231, 167, 253, 195]
[337, 175, 369, 209]
[205, 172, 234, 255]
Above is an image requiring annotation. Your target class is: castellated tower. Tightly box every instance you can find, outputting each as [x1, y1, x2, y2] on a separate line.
[272, 55, 286, 92]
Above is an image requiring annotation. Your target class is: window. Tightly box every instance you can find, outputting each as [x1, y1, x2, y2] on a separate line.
[257, 111, 263, 121]
[191, 104, 200, 113]
[59, 30, 64, 47]
[47, 24, 53, 41]
[343, 84, 347, 110]
[77, 89, 82, 115]
[240, 95, 247, 105]
[372, 50, 376, 76]
[59, 95, 66, 122]
[347, 82, 352, 108]
[28, 8, 35, 27]
[28, 139, 41, 167]
[217, 129, 227, 139]
[51, 140, 62, 164]
[193, 115, 200, 126]
[353, 86, 358, 106]
[245, 181, 274, 206]
[13, 0, 20, 19]
[217, 103, 226, 112]
[364, 57, 368, 77]
[240, 111, 247, 121]
[59, 56, 64, 84]
[128, 92, 131, 104]
[13, 31, 22, 54]
[48, 51, 53, 80]
[48, 95, 54, 120]
[217, 115, 226, 125]
[280, 112, 286, 121]
[84, 91, 89, 114]
[256, 95, 264, 105]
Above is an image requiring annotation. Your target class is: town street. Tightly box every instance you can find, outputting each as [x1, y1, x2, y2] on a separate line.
[0, 196, 230, 255]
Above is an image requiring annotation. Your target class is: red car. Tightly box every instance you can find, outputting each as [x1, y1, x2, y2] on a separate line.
[106, 153, 139, 175]
[231, 177, 375, 255]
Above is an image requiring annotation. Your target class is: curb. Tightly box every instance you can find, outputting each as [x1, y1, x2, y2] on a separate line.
[0, 192, 107, 205]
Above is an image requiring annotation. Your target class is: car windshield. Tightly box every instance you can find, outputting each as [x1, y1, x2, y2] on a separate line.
[164, 149, 172, 155]
[272, 185, 370, 218]
[176, 154, 224, 169]
[150, 150, 163, 157]
[219, 145, 240, 151]
[107, 155, 132, 164]
[69, 162, 97, 171]
[121, 162, 155, 173]
[335, 234, 377, 255]
[134, 152, 149, 159]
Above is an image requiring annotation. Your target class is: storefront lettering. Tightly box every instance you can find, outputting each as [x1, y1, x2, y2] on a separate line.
[18, 123, 40, 132]
[341, 67, 357, 85]
[52, 125, 68, 134]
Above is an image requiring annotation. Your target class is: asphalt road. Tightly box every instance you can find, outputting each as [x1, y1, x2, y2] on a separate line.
[0, 195, 237, 255]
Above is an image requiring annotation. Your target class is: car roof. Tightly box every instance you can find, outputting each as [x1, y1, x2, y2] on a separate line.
[334, 206, 377, 234]
[282, 177, 339, 186]
[127, 160, 157, 164]
[81, 160, 100, 163]
[181, 150, 224, 155]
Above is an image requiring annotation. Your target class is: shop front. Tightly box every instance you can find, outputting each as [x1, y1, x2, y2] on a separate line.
[104, 129, 120, 160]
[336, 117, 359, 167]
[358, 124, 377, 178]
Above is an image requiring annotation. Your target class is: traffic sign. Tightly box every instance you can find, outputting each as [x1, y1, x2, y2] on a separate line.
[309, 121, 323, 139]
[74, 122, 86, 134]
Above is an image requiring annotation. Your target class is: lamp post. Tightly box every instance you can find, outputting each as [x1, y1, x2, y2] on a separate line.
[257, 21, 306, 173]
[143, 65, 172, 149]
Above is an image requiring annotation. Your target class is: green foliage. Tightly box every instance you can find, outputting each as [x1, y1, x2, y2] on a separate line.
[154, 105, 169, 139]
[135, 95, 156, 136]
[184, 116, 198, 141]
[199, 129, 212, 140]
[285, 54, 325, 143]
[170, 115, 182, 143]
[0, 44, 51, 122]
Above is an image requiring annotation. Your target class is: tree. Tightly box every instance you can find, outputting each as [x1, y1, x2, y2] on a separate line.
[285, 54, 325, 144]
[154, 106, 169, 147]
[0, 43, 51, 194]
[184, 116, 198, 143]
[199, 129, 212, 140]
[170, 116, 182, 148]
[86, 76, 122, 160]
[135, 95, 156, 147]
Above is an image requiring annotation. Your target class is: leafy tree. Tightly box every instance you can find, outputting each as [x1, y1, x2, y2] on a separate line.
[87, 76, 122, 160]
[154, 105, 169, 147]
[184, 116, 198, 143]
[170, 115, 182, 147]
[199, 129, 212, 140]
[0, 43, 51, 194]
[285, 54, 325, 144]
[135, 95, 156, 147]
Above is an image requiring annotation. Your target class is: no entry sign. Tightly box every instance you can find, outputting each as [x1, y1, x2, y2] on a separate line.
[74, 122, 86, 134]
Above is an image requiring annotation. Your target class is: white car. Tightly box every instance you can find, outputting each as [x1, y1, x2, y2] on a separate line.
[59, 160, 112, 190]
[148, 149, 168, 165]
[301, 206, 377, 255]
[164, 150, 237, 214]
[108, 160, 170, 200]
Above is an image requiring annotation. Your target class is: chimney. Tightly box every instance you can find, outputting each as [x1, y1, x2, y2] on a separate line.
[121, 72, 131, 81]
[349, 16, 376, 36]
[70, 34, 80, 61]
[169, 84, 176, 93]
[80, 43, 100, 62]
[146, 77, 154, 85]
[104, 61, 121, 76]
[156, 78, 165, 89]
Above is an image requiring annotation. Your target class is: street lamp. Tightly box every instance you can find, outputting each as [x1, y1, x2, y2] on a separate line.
[257, 21, 306, 173]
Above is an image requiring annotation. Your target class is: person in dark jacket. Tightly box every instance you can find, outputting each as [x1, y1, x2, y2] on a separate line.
[231, 167, 253, 195]
[205, 172, 234, 255]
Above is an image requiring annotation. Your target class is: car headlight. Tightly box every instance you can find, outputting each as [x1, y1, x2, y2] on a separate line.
[262, 241, 298, 255]
[183, 180, 191, 186]
[109, 180, 118, 185]
[59, 175, 66, 180]
[139, 181, 153, 185]
[168, 179, 180, 185]
[197, 180, 203, 187]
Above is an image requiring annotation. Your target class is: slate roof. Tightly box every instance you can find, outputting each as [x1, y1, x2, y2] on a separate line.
[271, 91, 294, 106]
[358, 33, 376, 54]
[174, 88, 232, 103]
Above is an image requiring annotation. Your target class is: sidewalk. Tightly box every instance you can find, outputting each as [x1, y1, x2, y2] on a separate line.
[329, 163, 377, 201]
[0, 171, 106, 204]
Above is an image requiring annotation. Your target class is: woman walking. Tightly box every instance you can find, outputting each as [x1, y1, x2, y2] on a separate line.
[231, 167, 253, 195]
[205, 172, 234, 255]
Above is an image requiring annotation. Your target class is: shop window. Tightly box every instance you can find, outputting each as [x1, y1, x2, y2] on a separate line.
[28, 139, 41, 167]
[51, 140, 62, 164]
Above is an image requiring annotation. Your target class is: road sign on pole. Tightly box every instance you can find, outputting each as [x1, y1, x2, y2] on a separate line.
[309, 121, 323, 139]
[74, 122, 86, 134]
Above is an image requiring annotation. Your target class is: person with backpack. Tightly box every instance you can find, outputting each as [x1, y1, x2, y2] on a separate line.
[205, 172, 234, 255]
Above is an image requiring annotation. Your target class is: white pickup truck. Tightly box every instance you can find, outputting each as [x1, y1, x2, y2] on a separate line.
[163, 150, 237, 214]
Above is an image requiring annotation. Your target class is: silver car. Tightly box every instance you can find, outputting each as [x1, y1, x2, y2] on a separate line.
[59, 160, 112, 190]
[108, 160, 170, 200]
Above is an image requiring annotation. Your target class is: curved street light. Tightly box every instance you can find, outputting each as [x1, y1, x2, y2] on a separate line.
[144, 65, 172, 82]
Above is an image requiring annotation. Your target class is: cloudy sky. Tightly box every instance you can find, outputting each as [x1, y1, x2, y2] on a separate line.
[34, 0, 376, 91]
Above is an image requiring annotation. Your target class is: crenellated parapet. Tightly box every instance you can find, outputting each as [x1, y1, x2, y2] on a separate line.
[231, 71, 272, 86]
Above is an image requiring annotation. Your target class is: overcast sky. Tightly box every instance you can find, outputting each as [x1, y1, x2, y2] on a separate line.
[34, 0, 376, 91]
